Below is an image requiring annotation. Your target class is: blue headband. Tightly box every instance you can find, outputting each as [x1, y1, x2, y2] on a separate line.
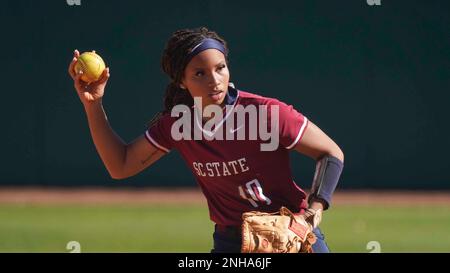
[186, 38, 227, 64]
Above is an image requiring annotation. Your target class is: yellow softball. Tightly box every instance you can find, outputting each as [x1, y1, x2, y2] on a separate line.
[73, 51, 106, 83]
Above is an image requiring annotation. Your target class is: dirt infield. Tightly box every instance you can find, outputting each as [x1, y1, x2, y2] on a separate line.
[1, 187, 450, 205]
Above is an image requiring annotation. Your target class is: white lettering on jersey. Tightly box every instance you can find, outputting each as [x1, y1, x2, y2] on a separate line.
[192, 157, 249, 177]
[222, 162, 232, 176]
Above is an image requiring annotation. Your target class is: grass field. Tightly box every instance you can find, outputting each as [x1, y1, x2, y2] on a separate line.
[1, 203, 449, 253]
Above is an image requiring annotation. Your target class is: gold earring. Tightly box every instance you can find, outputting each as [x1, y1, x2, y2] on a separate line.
[180, 84, 186, 89]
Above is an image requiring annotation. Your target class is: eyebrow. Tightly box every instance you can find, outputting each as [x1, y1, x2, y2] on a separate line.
[193, 61, 226, 70]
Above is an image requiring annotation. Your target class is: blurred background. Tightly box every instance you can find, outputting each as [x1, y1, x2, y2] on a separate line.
[0, 0, 449, 252]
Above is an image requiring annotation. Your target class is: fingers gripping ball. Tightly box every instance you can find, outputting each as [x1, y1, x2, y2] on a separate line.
[73, 51, 106, 83]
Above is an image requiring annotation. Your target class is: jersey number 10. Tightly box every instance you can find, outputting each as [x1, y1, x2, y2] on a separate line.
[238, 179, 272, 208]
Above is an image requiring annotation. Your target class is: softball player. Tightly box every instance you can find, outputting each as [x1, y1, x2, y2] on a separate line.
[68, 27, 344, 253]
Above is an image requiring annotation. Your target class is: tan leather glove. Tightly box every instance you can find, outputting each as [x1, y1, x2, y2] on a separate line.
[241, 207, 317, 253]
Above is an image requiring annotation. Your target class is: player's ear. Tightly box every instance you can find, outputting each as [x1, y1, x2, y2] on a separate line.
[179, 79, 188, 90]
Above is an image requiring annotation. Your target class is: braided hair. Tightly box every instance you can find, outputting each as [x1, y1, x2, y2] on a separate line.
[148, 27, 229, 128]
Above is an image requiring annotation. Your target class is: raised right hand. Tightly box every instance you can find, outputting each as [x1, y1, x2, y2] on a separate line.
[68, 49, 110, 106]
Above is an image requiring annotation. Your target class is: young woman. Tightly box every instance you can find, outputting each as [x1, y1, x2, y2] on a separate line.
[68, 27, 344, 253]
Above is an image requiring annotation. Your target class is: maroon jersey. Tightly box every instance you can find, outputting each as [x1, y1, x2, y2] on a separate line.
[145, 87, 309, 226]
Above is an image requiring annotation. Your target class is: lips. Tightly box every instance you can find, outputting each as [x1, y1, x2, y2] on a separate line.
[208, 90, 224, 101]
[208, 90, 223, 96]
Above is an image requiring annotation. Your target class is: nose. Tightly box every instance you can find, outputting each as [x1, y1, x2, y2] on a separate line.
[208, 72, 221, 88]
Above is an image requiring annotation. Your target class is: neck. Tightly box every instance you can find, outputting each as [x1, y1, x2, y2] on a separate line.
[198, 102, 227, 123]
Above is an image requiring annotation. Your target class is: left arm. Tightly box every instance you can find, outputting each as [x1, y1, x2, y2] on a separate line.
[294, 120, 344, 225]
[294, 121, 344, 163]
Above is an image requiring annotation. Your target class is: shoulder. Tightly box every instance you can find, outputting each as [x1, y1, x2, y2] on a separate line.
[236, 89, 306, 124]
[237, 89, 291, 108]
[148, 111, 179, 130]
